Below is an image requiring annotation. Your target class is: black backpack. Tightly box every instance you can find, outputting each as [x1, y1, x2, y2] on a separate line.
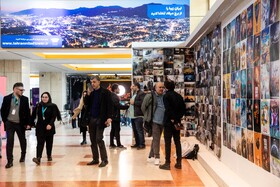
[185, 144, 199, 160]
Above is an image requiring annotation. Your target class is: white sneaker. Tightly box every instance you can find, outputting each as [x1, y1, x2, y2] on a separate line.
[147, 157, 154, 163]
[154, 158, 160, 165]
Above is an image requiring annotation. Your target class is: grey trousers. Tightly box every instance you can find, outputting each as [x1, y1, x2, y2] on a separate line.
[149, 123, 163, 158]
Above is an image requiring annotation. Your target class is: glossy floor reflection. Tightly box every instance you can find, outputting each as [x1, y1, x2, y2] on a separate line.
[0, 123, 217, 186]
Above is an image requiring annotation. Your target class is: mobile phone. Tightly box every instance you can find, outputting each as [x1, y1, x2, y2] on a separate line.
[87, 83, 93, 92]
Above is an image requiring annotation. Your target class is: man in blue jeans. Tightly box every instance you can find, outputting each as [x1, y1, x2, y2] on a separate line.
[130, 82, 146, 149]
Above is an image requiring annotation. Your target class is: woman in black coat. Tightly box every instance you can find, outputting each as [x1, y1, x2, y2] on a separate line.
[31, 92, 61, 165]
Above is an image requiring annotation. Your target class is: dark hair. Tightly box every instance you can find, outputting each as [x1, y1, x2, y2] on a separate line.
[13, 82, 24, 89]
[41, 92, 52, 103]
[111, 83, 119, 92]
[164, 80, 175, 91]
[90, 75, 100, 81]
[133, 82, 141, 89]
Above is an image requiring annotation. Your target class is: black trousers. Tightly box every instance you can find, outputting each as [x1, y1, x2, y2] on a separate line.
[36, 135, 54, 158]
[131, 119, 139, 146]
[88, 117, 107, 162]
[6, 121, 27, 161]
[110, 120, 121, 146]
[163, 124, 182, 164]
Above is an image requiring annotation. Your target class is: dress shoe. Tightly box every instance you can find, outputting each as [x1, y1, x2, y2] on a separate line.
[131, 144, 138, 148]
[159, 163, 170, 170]
[98, 160, 108, 167]
[47, 157, 52, 161]
[32, 157, 41, 165]
[87, 160, 99, 165]
[80, 140, 87, 145]
[109, 144, 117, 149]
[0, 155, 2, 159]
[5, 162, 13, 169]
[19, 155, 25, 162]
[137, 145, 145, 150]
[175, 163, 182, 169]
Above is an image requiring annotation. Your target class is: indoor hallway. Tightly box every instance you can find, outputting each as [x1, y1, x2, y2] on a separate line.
[0, 123, 218, 187]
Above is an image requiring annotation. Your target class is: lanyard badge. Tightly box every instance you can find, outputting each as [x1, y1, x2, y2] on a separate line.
[42, 106, 47, 120]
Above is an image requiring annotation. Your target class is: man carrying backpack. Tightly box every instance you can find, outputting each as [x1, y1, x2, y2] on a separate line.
[159, 80, 185, 170]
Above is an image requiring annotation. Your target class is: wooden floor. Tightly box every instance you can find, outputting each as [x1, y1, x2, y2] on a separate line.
[0, 125, 210, 187]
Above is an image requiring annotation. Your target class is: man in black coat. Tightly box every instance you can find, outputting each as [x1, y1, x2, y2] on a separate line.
[0, 82, 31, 168]
[84, 76, 113, 167]
[109, 83, 129, 149]
[159, 80, 185, 170]
[130, 82, 146, 149]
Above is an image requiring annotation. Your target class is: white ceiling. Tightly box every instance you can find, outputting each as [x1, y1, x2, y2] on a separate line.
[0, 48, 133, 74]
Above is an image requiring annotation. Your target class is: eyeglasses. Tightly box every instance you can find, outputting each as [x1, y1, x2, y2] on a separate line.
[17, 88, 25, 92]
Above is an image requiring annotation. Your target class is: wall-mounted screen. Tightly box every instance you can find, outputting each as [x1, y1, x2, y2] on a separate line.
[1, 0, 190, 48]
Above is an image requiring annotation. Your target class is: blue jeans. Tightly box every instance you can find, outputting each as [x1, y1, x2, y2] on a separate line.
[134, 117, 145, 147]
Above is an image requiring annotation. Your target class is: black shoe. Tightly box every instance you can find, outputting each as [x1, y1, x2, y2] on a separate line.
[159, 163, 170, 170]
[19, 155, 25, 162]
[109, 144, 117, 149]
[47, 157, 52, 161]
[131, 144, 138, 148]
[5, 162, 13, 169]
[80, 140, 87, 145]
[0, 155, 2, 159]
[137, 145, 145, 150]
[32, 157, 41, 165]
[87, 160, 99, 165]
[175, 163, 182, 169]
[98, 160, 108, 167]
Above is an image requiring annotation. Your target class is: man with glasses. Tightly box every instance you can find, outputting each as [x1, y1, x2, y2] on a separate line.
[1, 82, 31, 168]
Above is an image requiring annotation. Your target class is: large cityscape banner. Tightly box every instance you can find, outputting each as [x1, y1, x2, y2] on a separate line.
[0, 0, 190, 48]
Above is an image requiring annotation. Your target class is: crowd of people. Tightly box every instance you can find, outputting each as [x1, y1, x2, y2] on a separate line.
[0, 77, 186, 170]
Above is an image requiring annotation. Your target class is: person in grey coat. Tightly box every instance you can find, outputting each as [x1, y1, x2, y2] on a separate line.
[142, 82, 165, 165]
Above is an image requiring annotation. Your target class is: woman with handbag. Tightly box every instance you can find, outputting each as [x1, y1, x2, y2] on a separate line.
[72, 90, 88, 145]
[31, 92, 61, 165]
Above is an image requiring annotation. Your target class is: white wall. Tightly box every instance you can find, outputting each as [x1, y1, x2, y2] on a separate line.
[221, 0, 280, 186]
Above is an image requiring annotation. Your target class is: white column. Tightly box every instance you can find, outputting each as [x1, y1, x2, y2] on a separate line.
[39, 72, 66, 111]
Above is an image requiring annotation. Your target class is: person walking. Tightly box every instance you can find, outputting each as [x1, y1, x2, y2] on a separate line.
[72, 90, 88, 145]
[31, 92, 61, 165]
[128, 86, 138, 148]
[130, 82, 146, 150]
[71, 92, 80, 129]
[84, 76, 113, 167]
[159, 80, 185, 170]
[0, 82, 31, 168]
[0, 93, 3, 159]
[142, 82, 165, 165]
[110, 84, 129, 149]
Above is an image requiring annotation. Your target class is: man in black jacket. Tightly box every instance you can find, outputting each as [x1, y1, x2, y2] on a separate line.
[130, 82, 146, 149]
[110, 83, 129, 149]
[84, 76, 113, 167]
[0, 82, 31, 168]
[159, 80, 185, 170]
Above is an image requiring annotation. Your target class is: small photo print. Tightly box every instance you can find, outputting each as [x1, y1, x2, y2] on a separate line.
[173, 55, 184, 69]
[247, 130, 254, 163]
[164, 55, 174, 68]
[261, 27, 270, 65]
[254, 132, 262, 167]
[254, 33, 261, 66]
[254, 66, 261, 99]
[241, 99, 247, 128]
[247, 99, 254, 130]
[236, 126, 242, 155]
[270, 21, 280, 62]
[260, 99, 270, 136]
[270, 137, 280, 160]
[240, 9, 247, 40]
[270, 61, 280, 98]
[261, 134, 271, 172]
[253, 0, 261, 35]
[270, 99, 279, 139]
[240, 39, 247, 69]
[153, 61, 164, 70]
[247, 35, 254, 68]
[261, 0, 270, 30]
[260, 64, 270, 99]
[254, 100, 261, 133]
[247, 68, 253, 99]
[241, 128, 248, 159]
[133, 49, 143, 56]
[247, 4, 254, 37]
[154, 75, 164, 82]
[164, 68, 174, 75]
[269, 0, 280, 25]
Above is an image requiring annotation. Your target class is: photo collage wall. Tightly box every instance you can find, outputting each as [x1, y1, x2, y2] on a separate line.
[194, 24, 222, 158]
[222, 0, 280, 178]
[132, 48, 197, 128]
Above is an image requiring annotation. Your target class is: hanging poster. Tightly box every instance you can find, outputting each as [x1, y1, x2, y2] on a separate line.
[253, 0, 261, 35]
